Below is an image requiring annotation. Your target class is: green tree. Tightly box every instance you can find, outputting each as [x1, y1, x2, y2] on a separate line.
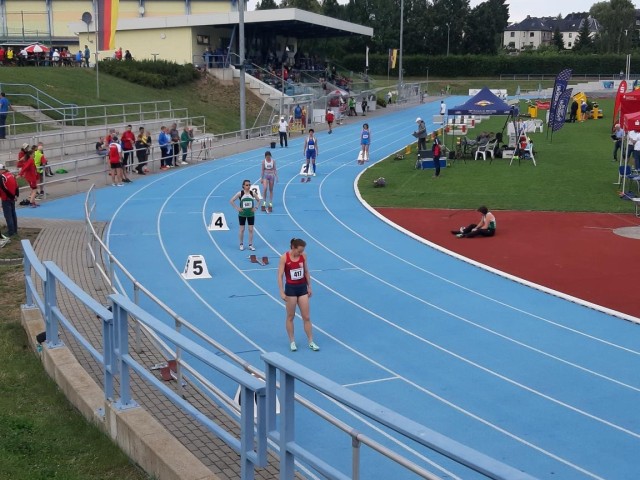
[573, 16, 594, 53]
[255, 0, 278, 9]
[428, 0, 470, 55]
[552, 26, 565, 50]
[590, 0, 636, 54]
[345, 0, 402, 54]
[321, 0, 342, 18]
[463, 0, 509, 54]
[279, 0, 321, 13]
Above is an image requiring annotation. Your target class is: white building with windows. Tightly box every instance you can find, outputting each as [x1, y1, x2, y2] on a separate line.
[503, 13, 600, 52]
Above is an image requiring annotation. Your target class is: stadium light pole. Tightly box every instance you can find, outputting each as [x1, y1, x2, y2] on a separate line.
[446, 22, 450, 56]
[398, 0, 404, 101]
[238, 0, 247, 138]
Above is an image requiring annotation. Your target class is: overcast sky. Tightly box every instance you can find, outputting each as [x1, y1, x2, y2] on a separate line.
[246, 0, 640, 22]
[478, 0, 639, 23]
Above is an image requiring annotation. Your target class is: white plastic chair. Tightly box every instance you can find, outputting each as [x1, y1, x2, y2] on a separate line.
[532, 119, 544, 133]
[475, 138, 497, 161]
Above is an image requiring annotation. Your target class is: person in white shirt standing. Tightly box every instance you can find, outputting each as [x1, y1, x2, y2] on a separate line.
[440, 100, 447, 125]
[278, 116, 289, 148]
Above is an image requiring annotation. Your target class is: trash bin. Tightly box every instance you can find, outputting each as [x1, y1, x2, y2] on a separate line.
[528, 105, 538, 118]
[270, 141, 276, 149]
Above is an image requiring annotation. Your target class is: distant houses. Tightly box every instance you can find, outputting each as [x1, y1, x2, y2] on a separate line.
[503, 13, 601, 51]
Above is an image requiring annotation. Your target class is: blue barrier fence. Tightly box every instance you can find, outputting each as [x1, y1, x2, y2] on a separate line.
[22, 238, 539, 480]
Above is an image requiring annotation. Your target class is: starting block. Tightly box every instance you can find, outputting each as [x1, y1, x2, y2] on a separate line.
[208, 212, 229, 231]
[151, 359, 177, 382]
[249, 254, 270, 266]
[181, 254, 212, 279]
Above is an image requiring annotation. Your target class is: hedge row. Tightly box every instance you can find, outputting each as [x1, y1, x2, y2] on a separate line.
[98, 59, 199, 88]
[342, 54, 638, 77]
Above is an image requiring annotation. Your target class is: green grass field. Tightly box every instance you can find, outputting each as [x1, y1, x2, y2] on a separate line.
[360, 98, 630, 213]
[0, 232, 150, 479]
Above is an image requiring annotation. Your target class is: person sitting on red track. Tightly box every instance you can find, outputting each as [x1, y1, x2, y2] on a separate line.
[452, 206, 496, 238]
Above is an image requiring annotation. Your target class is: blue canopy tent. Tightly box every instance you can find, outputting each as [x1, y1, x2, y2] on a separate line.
[445, 87, 519, 157]
[447, 87, 515, 116]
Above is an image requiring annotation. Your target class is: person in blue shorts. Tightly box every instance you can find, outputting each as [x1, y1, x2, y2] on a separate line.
[359, 123, 370, 163]
[303, 129, 318, 176]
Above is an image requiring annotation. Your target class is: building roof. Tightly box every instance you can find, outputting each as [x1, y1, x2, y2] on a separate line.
[506, 16, 555, 32]
[69, 8, 372, 39]
[506, 13, 600, 34]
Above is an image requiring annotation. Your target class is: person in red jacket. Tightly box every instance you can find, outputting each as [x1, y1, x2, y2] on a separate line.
[326, 109, 334, 134]
[0, 163, 19, 239]
[120, 124, 135, 182]
[18, 147, 39, 207]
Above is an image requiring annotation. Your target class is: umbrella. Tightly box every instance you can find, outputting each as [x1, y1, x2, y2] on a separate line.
[25, 44, 50, 54]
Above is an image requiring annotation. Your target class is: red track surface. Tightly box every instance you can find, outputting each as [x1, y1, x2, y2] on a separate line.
[377, 208, 640, 319]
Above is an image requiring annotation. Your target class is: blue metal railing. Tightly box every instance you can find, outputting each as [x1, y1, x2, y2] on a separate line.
[264, 352, 538, 480]
[21, 240, 268, 480]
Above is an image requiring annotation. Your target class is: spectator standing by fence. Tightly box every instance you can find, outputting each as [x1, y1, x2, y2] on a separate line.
[0, 92, 11, 139]
[159, 126, 171, 169]
[18, 147, 39, 207]
[121, 124, 136, 173]
[180, 126, 193, 165]
[135, 127, 150, 174]
[169, 123, 180, 167]
[84, 45, 90, 67]
[278, 116, 288, 147]
[0, 163, 18, 238]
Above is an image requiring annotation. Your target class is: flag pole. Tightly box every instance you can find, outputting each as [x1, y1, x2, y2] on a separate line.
[94, 0, 100, 99]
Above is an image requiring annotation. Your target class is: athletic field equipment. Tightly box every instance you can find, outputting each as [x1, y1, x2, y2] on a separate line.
[250, 255, 270, 266]
[181, 254, 212, 279]
[208, 212, 229, 231]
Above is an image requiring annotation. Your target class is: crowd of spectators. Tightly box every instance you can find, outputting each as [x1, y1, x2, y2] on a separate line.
[0, 44, 132, 67]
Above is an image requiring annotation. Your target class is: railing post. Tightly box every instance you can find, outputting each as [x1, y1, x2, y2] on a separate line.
[104, 298, 116, 401]
[112, 300, 138, 410]
[175, 318, 185, 398]
[133, 284, 142, 353]
[352, 436, 361, 480]
[23, 253, 34, 307]
[280, 370, 295, 480]
[240, 385, 256, 480]
[44, 264, 63, 348]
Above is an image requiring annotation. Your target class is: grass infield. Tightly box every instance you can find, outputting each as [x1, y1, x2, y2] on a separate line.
[359, 98, 632, 213]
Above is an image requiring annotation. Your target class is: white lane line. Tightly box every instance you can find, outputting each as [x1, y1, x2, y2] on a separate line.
[343, 376, 400, 388]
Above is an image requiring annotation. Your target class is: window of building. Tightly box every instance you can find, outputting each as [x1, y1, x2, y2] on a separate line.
[510, 32, 515, 37]
[530, 32, 535, 37]
[568, 42, 572, 48]
[568, 33, 572, 38]
[196, 34, 210, 45]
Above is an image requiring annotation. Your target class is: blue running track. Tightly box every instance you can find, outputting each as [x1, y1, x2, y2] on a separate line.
[21, 99, 640, 479]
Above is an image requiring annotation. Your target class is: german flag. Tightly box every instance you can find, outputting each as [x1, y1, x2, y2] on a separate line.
[97, 0, 119, 51]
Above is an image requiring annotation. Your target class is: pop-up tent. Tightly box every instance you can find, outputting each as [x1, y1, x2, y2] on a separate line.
[619, 111, 640, 192]
[620, 90, 640, 119]
[448, 87, 515, 116]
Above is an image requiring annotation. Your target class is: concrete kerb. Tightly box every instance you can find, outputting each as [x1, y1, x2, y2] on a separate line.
[21, 305, 220, 480]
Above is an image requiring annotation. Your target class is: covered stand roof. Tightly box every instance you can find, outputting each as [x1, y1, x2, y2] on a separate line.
[448, 87, 515, 116]
[81, 8, 373, 39]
